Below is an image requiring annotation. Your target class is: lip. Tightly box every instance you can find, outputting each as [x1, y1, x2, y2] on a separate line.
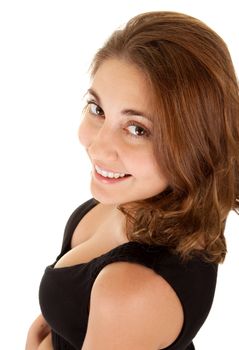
[93, 169, 132, 184]
[94, 162, 129, 175]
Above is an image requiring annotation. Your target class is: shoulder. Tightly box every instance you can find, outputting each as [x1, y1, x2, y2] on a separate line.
[82, 261, 184, 350]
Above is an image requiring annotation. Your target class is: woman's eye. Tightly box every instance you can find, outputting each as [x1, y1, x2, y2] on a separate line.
[85, 101, 150, 139]
[87, 102, 104, 116]
[126, 122, 150, 138]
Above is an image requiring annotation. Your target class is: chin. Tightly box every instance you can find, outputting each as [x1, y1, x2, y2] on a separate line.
[90, 190, 115, 205]
[90, 193, 127, 207]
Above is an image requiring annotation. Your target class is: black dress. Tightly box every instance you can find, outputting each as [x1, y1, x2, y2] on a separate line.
[39, 198, 218, 349]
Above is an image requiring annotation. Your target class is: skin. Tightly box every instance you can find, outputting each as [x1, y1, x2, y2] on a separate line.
[78, 58, 168, 210]
[82, 261, 183, 349]
[25, 314, 51, 350]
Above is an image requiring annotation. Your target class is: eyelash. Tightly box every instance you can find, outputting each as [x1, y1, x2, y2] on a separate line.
[85, 100, 151, 139]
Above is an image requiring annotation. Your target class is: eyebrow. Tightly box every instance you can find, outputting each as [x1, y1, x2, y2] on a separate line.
[87, 88, 153, 124]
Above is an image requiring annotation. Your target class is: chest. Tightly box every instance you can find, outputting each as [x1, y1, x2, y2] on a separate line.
[54, 203, 128, 269]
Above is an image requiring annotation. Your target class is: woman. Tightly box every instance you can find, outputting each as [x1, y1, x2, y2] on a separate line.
[26, 11, 239, 350]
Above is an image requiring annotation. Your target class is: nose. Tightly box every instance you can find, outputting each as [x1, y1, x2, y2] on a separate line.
[87, 124, 119, 162]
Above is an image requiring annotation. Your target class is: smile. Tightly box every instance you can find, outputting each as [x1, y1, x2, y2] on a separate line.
[95, 164, 130, 179]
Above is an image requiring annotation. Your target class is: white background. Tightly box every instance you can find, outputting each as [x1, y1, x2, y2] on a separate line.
[0, 1, 238, 349]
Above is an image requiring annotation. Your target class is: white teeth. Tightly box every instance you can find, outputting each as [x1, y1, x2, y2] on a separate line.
[95, 165, 128, 179]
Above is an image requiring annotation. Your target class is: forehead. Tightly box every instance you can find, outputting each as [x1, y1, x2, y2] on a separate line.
[90, 58, 153, 107]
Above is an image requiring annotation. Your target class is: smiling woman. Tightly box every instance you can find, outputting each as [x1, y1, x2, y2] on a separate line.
[25, 10, 239, 350]
[78, 58, 169, 206]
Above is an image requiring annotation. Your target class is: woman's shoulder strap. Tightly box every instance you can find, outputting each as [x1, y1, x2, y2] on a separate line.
[58, 198, 99, 257]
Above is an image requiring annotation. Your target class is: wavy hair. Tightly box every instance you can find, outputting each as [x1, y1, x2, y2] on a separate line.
[90, 12, 239, 263]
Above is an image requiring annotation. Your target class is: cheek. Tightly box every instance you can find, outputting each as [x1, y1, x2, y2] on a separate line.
[136, 152, 167, 181]
[78, 119, 91, 147]
[126, 150, 154, 174]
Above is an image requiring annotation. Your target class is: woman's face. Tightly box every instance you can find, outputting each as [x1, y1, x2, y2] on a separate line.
[78, 58, 168, 205]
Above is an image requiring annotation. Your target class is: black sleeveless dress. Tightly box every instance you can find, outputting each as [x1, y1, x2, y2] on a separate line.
[39, 198, 218, 350]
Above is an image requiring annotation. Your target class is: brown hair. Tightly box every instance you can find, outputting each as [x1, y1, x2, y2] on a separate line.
[90, 11, 239, 263]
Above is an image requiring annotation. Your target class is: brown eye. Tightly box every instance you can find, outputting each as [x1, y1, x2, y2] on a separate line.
[128, 125, 145, 136]
[88, 102, 104, 116]
[126, 121, 150, 139]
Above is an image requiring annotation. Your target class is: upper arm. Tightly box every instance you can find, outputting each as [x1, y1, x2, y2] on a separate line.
[82, 262, 184, 350]
[25, 314, 51, 350]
